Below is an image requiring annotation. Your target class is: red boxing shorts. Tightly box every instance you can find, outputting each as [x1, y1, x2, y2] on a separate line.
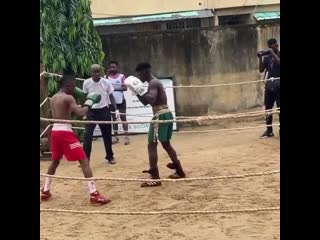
[51, 124, 87, 161]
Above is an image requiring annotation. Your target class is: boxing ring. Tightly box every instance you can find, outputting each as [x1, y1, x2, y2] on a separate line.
[40, 71, 280, 217]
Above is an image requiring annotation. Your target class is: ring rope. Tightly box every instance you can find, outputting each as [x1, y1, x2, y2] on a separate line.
[40, 170, 279, 182]
[109, 107, 279, 119]
[40, 110, 280, 125]
[41, 71, 279, 88]
[40, 124, 52, 138]
[40, 206, 280, 215]
[44, 124, 279, 135]
[40, 97, 49, 108]
[40, 98, 279, 120]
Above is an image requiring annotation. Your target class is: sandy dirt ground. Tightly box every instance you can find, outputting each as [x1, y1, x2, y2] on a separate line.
[40, 121, 280, 240]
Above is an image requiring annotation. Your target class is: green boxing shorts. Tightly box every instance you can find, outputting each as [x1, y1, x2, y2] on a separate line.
[148, 111, 173, 143]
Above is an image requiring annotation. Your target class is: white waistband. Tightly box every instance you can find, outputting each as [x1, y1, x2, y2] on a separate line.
[52, 123, 73, 131]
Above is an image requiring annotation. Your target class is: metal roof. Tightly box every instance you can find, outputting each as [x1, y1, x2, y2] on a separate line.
[254, 11, 280, 21]
[93, 9, 214, 27]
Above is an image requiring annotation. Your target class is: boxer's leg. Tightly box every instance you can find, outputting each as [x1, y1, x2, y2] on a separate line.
[65, 131, 111, 205]
[41, 131, 63, 200]
[78, 159, 111, 204]
[158, 112, 185, 178]
[41, 160, 60, 200]
[141, 121, 161, 187]
[161, 141, 186, 178]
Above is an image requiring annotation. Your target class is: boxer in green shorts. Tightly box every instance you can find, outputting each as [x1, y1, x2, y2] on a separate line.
[148, 109, 173, 144]
[125, 62, 186, 187]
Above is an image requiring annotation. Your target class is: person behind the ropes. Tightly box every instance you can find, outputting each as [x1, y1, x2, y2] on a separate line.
[258, 38, 280, 138]
[82, 64, 119, 164]
[105, 61, 130, 145]
[125, 62, 186, 187]
[41, 74, 111, 204]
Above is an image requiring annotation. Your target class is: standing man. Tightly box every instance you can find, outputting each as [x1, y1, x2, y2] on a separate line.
[125, 62, 186, 187]
[258, 38, 280, 138]
[83, 64, 120, 164]
[105, 61, 130, 145]
[41, 74, 111, 204]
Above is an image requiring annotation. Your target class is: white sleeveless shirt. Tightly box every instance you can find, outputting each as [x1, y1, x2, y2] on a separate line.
[106, 73, 126, 104]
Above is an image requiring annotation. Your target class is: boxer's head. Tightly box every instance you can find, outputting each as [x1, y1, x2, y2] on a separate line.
[91, 64, 102, 81]
[108, 61, 120, 75]
[61, 74, 76, 95]
[135, 62, 152, 82]
[267, 38, 279, 52]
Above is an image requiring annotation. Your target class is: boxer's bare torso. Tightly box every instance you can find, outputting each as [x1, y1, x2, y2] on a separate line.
[51, 91, 88, 120]
[147, 78, 167, 107]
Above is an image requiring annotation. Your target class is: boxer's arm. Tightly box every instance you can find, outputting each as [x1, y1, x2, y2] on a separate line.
[68, 96, 89, 117]
[137, 82, 158, 106]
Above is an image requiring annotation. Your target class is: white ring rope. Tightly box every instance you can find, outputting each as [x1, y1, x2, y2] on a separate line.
[40, 97, 49, 108]
[109, 108, 280, 118]
[40, 125, 52, 138]
[40, 109, 280, 125]
[40, 170, 279, 182]
[40, 97, 279, 120]
[40, 206, 280, 215]
[44, 124, 279, 135]
[41, 71, 279, 88]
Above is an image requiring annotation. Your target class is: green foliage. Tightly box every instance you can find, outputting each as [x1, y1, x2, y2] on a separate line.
[40, 0, 105, 96]
[40, 0, 104, 139]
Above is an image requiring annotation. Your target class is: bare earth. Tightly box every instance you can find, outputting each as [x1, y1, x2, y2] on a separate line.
[40, 122, 280, 240]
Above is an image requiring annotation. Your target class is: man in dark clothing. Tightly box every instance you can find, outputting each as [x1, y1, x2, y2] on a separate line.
[258, 38, 280, 138]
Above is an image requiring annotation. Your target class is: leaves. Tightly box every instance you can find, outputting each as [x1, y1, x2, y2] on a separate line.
[40, 0, 105, 96]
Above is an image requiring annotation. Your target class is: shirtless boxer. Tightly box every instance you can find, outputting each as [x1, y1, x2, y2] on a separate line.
[125, 62, 186, 187]
[40, 74, 111, 204]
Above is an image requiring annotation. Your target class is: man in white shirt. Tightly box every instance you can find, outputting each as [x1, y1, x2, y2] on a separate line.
[106, 61, 130, 145]
[83, 64, 120, 164]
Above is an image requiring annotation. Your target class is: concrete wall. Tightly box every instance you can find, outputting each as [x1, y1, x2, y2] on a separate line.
[91, 0, 280, 18]
[99, 24, 280, 116]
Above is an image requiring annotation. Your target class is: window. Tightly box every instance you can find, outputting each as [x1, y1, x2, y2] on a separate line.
[218, 14, 251, 26]
[166, 21, 185, 30]
[165, 19, 202, 30]
[186, 19, 201, 28]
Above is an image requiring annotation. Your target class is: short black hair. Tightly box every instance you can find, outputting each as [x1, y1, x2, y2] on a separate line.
[267, 38, 277, 45]
[108, 60, 119, 66]
[61, 74, 75, 86]
[135, 62, 152, 72]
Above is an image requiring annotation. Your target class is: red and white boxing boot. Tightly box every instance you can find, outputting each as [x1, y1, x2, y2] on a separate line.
[41, 189, 52, 201]
[90, 191, 111, 205]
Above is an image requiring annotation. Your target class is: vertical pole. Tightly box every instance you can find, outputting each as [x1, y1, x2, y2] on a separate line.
[40, 64, 52, 152]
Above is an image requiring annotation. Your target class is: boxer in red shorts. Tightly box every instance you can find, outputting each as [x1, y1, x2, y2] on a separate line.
[41, 74, 111, 205]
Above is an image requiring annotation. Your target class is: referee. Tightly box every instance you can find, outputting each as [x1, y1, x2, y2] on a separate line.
[82, 64, 120, 164]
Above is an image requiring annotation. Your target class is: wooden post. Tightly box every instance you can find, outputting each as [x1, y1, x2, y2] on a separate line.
[40, 64, 52, 152]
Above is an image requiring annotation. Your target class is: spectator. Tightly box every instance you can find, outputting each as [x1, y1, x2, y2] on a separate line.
[106, 61, 130, 145]
[258, 38, 280, 138]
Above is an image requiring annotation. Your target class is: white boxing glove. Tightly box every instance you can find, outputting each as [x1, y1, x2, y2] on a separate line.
[124, 76, 147, 96]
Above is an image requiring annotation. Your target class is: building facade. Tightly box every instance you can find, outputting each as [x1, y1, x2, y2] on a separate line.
[90, 1, 280, 116]
[91, 0, 280, 19]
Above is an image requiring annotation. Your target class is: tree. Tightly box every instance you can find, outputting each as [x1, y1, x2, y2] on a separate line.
[40, 0, 104, 96]
[40, 0, 103, 141]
